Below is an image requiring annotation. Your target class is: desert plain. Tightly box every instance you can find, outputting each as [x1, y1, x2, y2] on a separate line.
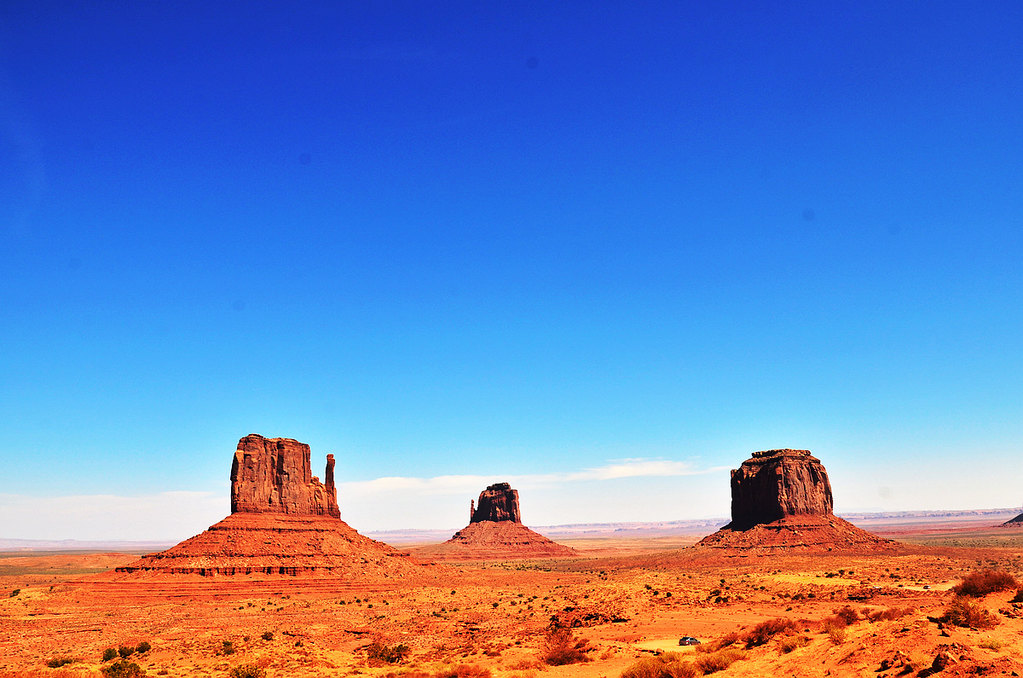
[4, 513, 1023, 677]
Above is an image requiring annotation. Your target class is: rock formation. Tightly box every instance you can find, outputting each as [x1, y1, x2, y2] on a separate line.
[729, 449, 833, 530]
[115, 434, 425, 578]
[414, 482, 576, 561]
[470, 482, 521, 523]
[697, 449, 896, 553]
[230, 434, 340, 518]
[1001, 511, 1023, 527]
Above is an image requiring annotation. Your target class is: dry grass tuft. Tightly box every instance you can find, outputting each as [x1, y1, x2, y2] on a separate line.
[694, 648, 744, 674]
[779, 635, 810, 653]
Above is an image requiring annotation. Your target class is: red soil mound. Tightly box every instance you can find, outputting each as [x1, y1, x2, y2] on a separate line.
[695, 515, 899, 554]
[414, 520, 577, 561]
[113, 513, 427, 578]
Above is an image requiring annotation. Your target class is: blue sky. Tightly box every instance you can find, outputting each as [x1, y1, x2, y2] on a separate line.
[2, 2, 1023, 539]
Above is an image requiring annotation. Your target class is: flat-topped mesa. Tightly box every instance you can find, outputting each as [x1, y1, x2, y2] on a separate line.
[230, 434, 340, 518]
[470, 482, 521, 523]
[729, 448, 833, 530]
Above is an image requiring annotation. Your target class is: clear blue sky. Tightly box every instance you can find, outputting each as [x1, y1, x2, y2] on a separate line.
[2, 2, 1022, 539]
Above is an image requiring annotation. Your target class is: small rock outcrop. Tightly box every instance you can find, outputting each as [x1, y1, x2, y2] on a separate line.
[230, 434, 340, 518]
[729, 449, 833, 530]
[696, 448, 896, 553]
[470, 482, 521, 523]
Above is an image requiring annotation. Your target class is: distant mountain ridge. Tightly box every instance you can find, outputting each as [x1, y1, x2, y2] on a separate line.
[7, 508, 1018, 551]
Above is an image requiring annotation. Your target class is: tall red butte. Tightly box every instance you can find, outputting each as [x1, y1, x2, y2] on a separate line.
[116, 434, 424, 577]
[697, 449, 896, 552]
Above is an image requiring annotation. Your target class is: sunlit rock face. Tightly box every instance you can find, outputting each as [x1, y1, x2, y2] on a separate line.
[729, 449, 834, 530]
[230, 434, 340, 518]
[470, 482, 521, 523]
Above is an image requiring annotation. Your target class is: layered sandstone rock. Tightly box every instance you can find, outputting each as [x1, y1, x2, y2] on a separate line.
[230, 434, 340, 518]
[697, 449, 896, 553]
[471, 482, 521, 523]
[415, 482, 576, 561]
[729, 449, 833, 530]
[115, 434, 425, 578]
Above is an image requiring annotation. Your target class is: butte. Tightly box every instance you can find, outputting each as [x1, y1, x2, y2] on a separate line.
[695, 449, 896, 553]
[115, 434, 425, 578]
[415, 483, 576, 560]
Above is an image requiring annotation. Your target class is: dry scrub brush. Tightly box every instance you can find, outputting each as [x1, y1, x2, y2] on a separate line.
[952, 569, 1018, 597]
[941, 596, 998, 629]
[744, 618, 796, 648]
[619, 649, 744, 678]
[541, 627, 590, 666]
[620, 653, 699, 678]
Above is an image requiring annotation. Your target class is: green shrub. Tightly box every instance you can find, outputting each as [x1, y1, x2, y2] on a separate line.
[118, 645, 135, 658]
[45, 657, 75, 668]
[9, 589, 20, 597]
[221, 640, 236, 655]
[261, 631, 273, 641]
[103, 648, 118, 661]
[620, 652, 698, 678]
[366, 641, 410, 664]
[136, 641, 151, 653]
[542, 627, 590, 666]
[744, 618, 796, 648]
[942, 596, 998, 629]
[230, 664, 265, 678]
[952, 570, 1018, 597]
[101, 660, 145, 678]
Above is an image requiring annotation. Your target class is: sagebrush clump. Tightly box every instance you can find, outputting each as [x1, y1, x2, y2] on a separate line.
[230, 664, 266, 678]
[942, 596, 998, 629]
[101, 660, 145, 678]
[542, 626, 590, 666]
[952, 569, 1018, 597]
[620, 652, 698, 678]
[744, 618, 796, 648]
[366, 640, 410, 664]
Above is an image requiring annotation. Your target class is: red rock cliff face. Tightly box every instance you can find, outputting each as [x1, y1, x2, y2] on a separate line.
[230, 434, 341, 518]
[729, 449, 833, 530]
[470, 483, 521, 523]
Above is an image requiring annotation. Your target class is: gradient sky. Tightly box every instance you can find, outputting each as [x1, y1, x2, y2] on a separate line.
[2, 2, 1023, 541]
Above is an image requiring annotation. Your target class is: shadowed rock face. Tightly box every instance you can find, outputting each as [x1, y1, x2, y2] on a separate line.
[729, 449, 833, 530]
[230, 434, 340, 518]
[470, 482, 521, 523]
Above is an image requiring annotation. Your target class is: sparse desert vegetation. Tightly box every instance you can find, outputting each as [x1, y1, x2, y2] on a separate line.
[4, 515, 1023, 676]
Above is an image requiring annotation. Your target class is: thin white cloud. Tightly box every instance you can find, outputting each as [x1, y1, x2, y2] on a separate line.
[339, 458, 718, 497]
[0, 491, 226, 541]
[0, 459, 725, 540]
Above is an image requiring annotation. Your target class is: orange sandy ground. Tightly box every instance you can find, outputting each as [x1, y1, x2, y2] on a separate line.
[3, 528, 1023, 677]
